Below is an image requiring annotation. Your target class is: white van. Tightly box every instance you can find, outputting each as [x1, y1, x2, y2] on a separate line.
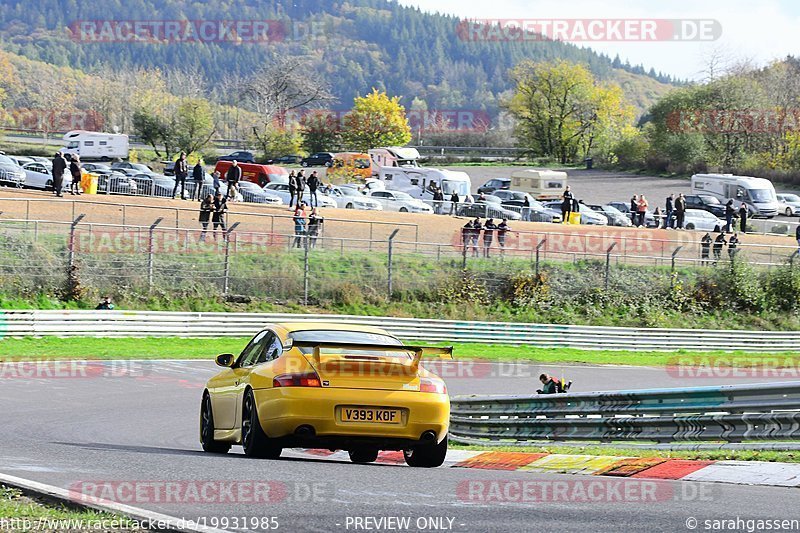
[62, 130, 129, 161]
[369, 146, 474, 202]
[690, 174, 779, 218]
[510, 169, 568, 201]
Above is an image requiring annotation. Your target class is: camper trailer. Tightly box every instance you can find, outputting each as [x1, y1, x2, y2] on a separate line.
[510, 169, 568, 201]
[62, 130, 129, 161]
[369, 146, 474, 202]
[690, 174, 779, 218]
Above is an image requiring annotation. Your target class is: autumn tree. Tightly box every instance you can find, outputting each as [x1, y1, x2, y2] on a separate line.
[342, 89, 412, 151]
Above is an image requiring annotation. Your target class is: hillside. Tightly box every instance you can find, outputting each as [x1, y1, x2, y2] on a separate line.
[0, 0, 675, 117]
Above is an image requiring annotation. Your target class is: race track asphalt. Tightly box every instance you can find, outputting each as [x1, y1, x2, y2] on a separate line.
[0, 360, 796, 532]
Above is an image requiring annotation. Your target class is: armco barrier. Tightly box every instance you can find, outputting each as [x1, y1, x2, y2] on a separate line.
[1, 310, 800, 351]
[449, 382, 800, 444]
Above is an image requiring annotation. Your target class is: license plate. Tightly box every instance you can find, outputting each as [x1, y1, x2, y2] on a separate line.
[341, 407, 401, 424]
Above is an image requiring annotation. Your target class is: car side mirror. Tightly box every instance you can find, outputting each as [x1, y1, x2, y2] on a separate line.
[215, 353, 235, 367]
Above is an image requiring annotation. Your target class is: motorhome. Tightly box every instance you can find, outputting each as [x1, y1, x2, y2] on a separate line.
[62, 130, 129, 160]
[510, 169, 568, 201]
[690, 174, 779, 218]
[369, 146, 474, 202]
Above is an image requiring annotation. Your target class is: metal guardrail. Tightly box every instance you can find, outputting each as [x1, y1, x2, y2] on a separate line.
[1, 310, 799, 351]
[449, 382, 800, 444]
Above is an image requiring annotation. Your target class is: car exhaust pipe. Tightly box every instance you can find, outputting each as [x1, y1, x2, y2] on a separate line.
[421, 430, 437, 443]
[295, 425, 316, 438]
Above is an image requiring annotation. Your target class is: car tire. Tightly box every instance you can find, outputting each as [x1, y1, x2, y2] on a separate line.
[348, 448, 379, 464]
[200, 393, 231, 454]
[786, 208, 793, 217]
[301, 161, 309, 167]
[45, 180, 53, 191]
[685, 223, 695, 230]
[346, 203, 354, 209]
[399, 207, 408, 213]
[403, 435, 448, 468]
[241, 389, 282, 459]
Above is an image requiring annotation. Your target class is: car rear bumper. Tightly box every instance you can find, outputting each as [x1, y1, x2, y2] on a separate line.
[253, 387, 449, 445]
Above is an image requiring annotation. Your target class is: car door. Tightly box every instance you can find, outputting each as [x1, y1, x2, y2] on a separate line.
[232, 330, 278, 429]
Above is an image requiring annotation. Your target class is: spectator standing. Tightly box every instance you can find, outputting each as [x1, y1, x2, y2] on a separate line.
[296, 170, 306, 205]
[483, 218, 496, 258]
[471, 218, 482, 257]
[69, 154, 82, 195]
[198, 194, 214, 242]
[636, 195, 649, 227]
[191, 160, 204, 200]
[653, 207, 663, 229]
[96, 296, 115, 310]
[522, 196, 531, 222]
[738, 203, 748, 233]
[212, 192, 228, 237]
[674, 193, 686, 229]
[211, 170, 221, 195]
[713, 231, 727, 263]
[450, 191, 460, 215]
[433, 187, 444, 215]
[307, 171, 320, 207]
[293, 204, 307, 248]
[562, 186, 575, 223]
[173, 151, 189, 199]
[52, 151, 67, 197]
[728, 232, 740, 259]
[665, 194, 674, 228]
[724, 199, 735, 232]
[308, 207, 323, 248]
[700, 232, 712, 265]
[225, 160, 242, 200]
[461, 219, 473, 254]
[629, 195, 638, 225]
[497, 219, 509, 254]
[288, 170, 297, 208]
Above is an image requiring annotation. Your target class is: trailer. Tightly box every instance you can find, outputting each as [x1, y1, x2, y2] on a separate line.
[62, 130, 129, 161]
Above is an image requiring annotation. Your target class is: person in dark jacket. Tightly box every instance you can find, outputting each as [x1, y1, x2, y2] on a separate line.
[293, 203, 307, 249]
[172, 151, 189, 199]
[724, 199, 735, 232]
[738, 203, 748, 233]
[307, 171, 320, 207]
[96, 296, 114, 310]
[296, 170, 306, 205]
[471, 218, 482, 257]
[450, 191, 460, 215]
[461, 220, 473, 253]
[52, 151, 67, 197]
[433, 187, 444, 214]
[713, 232, 727, 263]
[482, 218, 496, 258]
[198, 193, 214, 242]
[307, 207, 323, 248]
[665, 194, 674, 229]
[191, 161, 204, 200]
[522, 196, 531, 221]
[728, 232, 740, 259]
[700, 232, 712, 265]
[212, 192, 227, 237]
[674, 193, 686, 229]
[288, 170, 297, 208]
[629, 194, 638, 225]
[69, 154, 82, 195]
[562, 186, 575, 223]
[225, 161, 242, 200]
[537, 374, 566, 394]
[497, 219, 510, 253]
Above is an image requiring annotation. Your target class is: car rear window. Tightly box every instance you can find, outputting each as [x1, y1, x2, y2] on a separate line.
[290, 330, 409, 358]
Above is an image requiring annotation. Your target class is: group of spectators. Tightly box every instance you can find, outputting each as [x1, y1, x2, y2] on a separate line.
[461, 217, 511, 257]
[700, 230, 741, 265]
[198, 192, 228, 242]
[292, 202, 324, 248]
[51, 151, 84, 197]
[171, 151, 209, 201]
[287, 170, 321, 208]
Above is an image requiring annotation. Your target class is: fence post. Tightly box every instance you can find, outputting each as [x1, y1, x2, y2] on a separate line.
[670, 245, 683, 289]
[148, 217, 164, 291]
[67, 214, 86, 271]
[303, 227, 310, 305]
[604, 242, 617, 291]
[535, 239, 547, 278]
[387, 229, 400, 300]
[223, 222, 240, 296]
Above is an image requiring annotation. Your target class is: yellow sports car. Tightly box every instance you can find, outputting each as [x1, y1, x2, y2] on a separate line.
[200, 322, 453, 467]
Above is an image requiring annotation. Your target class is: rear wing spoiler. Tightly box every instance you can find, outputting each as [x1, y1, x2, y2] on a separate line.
[290, 341, 453, 370]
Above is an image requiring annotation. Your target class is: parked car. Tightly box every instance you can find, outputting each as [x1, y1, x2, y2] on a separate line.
[82, 162, 110, 173]
[300, 152, 334, 167]
[29, 156, 50, 164]
[0, 155, 26, 187]
[368, 190, 433, 213]
[96, 170, 138, 195]
[684, 194, 726, 217]
[326, 185, 383, 210]
[111, 162, 154, 174]
[217, 151, 256, 164]
[491, 190, 562, 222]
[458, 197, 522, 221]
[683, 209, 725, 231]
[7, 155, 35, 167]
[131, 173, 176, 197]
[22, 162, 55, 190]
[162, 161, 176, 176]
[543, 201, 608, 225]
[264, 182, 337, 208]
[477, 178, 511, 195]
[587, 204, 633, 227]
[776, 193, 800, 216]
[608, 201, 657, 227]
[267, 154, 303, 165]
[235, 181, 283, 205]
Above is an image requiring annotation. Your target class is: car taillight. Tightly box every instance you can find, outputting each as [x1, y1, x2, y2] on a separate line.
[273, 372, 322, 388]
[419, 377, 447, 394]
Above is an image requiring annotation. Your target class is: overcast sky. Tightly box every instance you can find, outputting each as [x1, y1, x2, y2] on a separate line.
[399, 0, 800, 80]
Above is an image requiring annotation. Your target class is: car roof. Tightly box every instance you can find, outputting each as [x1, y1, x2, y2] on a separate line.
[268, 322, 393, 337]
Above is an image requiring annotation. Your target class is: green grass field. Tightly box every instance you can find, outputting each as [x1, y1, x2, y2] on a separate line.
[1, 336, 798, 368]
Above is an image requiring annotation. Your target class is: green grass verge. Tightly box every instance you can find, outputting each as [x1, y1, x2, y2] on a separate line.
[1, 336, 798, 367]
[0, 485, 149, 530]
[451, 443, 800, 463]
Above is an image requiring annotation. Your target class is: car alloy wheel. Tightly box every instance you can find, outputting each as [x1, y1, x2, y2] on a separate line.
[200, 394, 230, 454]
[242, 389, 282, 459]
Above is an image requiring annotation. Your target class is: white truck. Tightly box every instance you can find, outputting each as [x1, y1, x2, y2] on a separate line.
[368, 146, 474, 203]
[690, 173, 779, 218]
[62, 130, 129, 161]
